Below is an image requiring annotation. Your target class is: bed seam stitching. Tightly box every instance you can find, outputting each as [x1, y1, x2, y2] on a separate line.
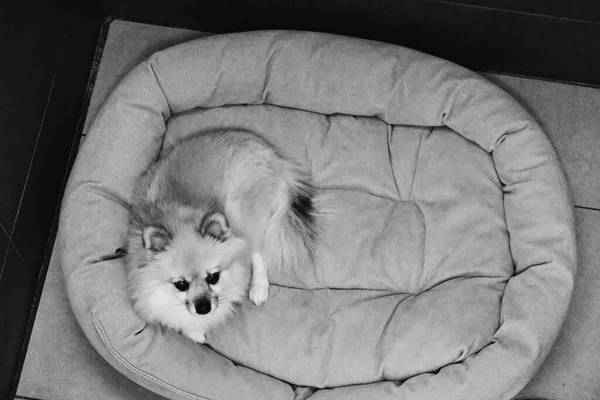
[92, 316, 211, 400]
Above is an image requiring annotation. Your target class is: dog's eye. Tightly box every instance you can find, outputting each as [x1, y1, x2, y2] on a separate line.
[206, 272, 220, 285]
[174, 280, 189, 291]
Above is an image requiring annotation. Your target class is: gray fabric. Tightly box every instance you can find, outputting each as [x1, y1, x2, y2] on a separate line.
[59, 30, 576, 400]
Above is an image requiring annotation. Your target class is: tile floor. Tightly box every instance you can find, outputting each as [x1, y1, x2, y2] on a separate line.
[15, 20, 600, 400]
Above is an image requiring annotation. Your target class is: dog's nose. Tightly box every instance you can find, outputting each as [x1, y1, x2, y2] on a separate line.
[194, 297, 211, 315]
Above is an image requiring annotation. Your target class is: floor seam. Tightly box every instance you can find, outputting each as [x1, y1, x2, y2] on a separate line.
[0, 221, 26, 264]
[0, 222, 10, 280]
[0, 221, 10, 238]
[425, 0, 600, 26]
[8, 63, 58, 238]
[0, 50, 61, 284]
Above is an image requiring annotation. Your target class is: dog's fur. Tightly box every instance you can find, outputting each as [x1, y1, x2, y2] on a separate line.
[125, 128, 320, 343]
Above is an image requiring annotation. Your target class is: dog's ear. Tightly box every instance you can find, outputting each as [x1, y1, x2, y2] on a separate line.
[142, 226, 171, 252]
[199, 212, 231, 242]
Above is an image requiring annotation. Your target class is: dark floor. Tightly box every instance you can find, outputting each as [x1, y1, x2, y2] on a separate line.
[2, 1, 600, 399]
[0, 4, 102, 398]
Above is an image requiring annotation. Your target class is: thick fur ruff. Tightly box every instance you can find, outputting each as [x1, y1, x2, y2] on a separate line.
[125, 204, 250, 343]
[125, 128, 321, 343]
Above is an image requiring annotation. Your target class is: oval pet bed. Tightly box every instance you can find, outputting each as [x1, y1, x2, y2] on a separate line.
[59, 30, 577, 400]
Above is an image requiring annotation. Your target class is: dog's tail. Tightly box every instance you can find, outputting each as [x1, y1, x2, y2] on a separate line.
[264, 166, 323, 272]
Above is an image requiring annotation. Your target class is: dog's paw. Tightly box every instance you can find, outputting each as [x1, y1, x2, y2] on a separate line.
[185, 330, 207, 344]
[249, 281, 269, 306]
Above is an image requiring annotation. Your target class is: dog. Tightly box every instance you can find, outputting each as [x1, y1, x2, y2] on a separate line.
[124, 128, 321, 343]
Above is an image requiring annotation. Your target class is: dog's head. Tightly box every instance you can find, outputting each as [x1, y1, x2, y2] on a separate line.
[128, 210, 250, 324]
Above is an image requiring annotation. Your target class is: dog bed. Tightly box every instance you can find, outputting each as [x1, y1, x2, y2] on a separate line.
[59, 30, 576, 400]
